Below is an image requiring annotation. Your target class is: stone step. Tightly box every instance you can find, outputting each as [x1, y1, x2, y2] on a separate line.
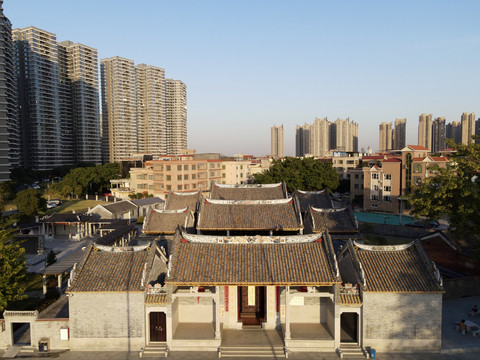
[140, 345, 168, 358]
[337, 345, 368, 359]
[220, 346, 286, 358]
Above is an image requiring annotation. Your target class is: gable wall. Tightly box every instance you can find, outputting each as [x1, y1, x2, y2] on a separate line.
[68, 292, 145, 350]
[362, 292, 442, 351]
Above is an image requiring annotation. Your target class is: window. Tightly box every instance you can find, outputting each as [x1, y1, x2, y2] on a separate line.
[192, 184, 197, 189]
[354, 184, 359, 189]
[177, 165, 182, 171]
[184, 174, 189, 180]
[383, 196, 391, 201]
[136, 174, 143, 179]
[384, 186, 391, 192]
[192, 165, 196, 170]
[371, 195, 379, 200]
[372, 173, 379, 179]
[148, 175, 153, 180]
[222, 165, 226, 170]
[347, 160, 355, 165]
[373, 185, 379, 191]
[166, 165, 171, 171]
[166, 185, 171, 190]
[184, 165, 189, 170]
[149, 185, 153, 190]
[222, 181, 226, 184]
[371, 204, 378, 208]
[177, 175, 182, 180]
[354, 174, 359, 179]
[184, 184, 189, 190]
[166, 175, 171, 181]
[240, 165, 243, 170]
[222, 173, 226, 178]
[414, 164, 422, 173]
[384, 174, 392, 180]
[177, 185, 182, 190]
[192, 174, 196, 180]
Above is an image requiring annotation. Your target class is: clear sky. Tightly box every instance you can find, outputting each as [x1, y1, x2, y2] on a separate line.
[4, 0, 480, 156]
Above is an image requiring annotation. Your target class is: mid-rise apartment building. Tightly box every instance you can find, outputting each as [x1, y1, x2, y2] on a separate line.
[220, 160, 251, 185]
[0, 2, 18, 180]
[13, 26, 101, 170]
[270, 125, 284, 158]
[129, 156, 221, 198]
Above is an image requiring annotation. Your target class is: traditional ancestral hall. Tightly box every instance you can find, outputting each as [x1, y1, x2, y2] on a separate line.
[0, 183, 443, 357]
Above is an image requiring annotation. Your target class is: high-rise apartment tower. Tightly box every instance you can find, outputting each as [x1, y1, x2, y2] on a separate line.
[379, 122, 392, 152]
[271, 125, 284, 158]
[165, 79, 187, 155]
[418, 113, 433, 151]
[461, 112, 475, 145]
[393, 118, 406, 150]
[432, 117, 446, 153]
[0, 1, 18, 180]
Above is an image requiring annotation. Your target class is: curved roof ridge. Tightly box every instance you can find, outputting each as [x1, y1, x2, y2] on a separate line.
[206, 197, 293, 205]
[353, 241, 414, 252]
[213, 182, 282, 188]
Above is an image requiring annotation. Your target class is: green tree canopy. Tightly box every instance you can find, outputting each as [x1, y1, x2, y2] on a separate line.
[253, 157, 339, 192]
[14, 188, 47, 217]
[0, 229, 27, 311]
[407, 137, 480, 241]
[49, 163, 121, 198]
[0, 181, 15, 206]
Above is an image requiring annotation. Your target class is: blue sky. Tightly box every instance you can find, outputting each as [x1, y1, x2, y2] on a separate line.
[4, 0, 479, 156]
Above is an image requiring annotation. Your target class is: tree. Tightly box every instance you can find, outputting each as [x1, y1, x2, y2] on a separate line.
[14, 188, 47, 217]
[0, 181, 15, 206]
[46, 249, 57, 266]
[407, 138, 480, 242]
[253, 157, 340, 192]
[0, 229, 27, 311]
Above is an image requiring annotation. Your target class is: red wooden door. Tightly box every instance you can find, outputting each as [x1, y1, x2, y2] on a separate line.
[149, 312, 166, 342]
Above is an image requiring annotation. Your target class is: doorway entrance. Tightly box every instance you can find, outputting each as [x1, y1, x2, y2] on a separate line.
[12, 323, 31, 346]
[149, 312, 166, 342]
[340, 312, 358, 343]
[238, 286, 266, 326]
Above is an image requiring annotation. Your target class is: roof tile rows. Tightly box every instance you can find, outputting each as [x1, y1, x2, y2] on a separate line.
[167, 241, 339, 285]
[143, 209, 189, 234]
[145, 294, 167, 305]
[210, 183, 286, 200]
[165, 191, 201, 211]
[311, 208, 358, 233]
[356, 245, 443, 293]
[295, 190, 332, 212]
[339, 294, 362, 306]
[198, 199, 302, 231]
[67, 246, 150, 292]
[102, 200, 137, 214]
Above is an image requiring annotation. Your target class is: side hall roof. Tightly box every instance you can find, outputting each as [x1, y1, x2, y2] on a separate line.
[294, 189, 333, 212]
[197, 197, 303, 231]
[143, 208, 192, 234]
[166, 232, 340, 286]
[340, 240, 443, 293]
[210, 182, 287, 200]
[67, 244, 153, 293]
[165, 191, 201, 211]
[310, 207, 358, 234]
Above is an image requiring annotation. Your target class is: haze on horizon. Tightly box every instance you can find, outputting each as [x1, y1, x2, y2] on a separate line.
[5, 0, 480, 157]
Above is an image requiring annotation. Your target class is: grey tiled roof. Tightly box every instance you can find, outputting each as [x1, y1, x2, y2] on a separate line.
[210, 183, 286, 200]
[167, 239, 339, 286]
[197, 198, 302, 231]
[143, 209, 190, 234]
[354, 242, 443, 293]
[101, 200, 137, 214]
[131, 197, 164, 207]
[67, 245, 151, 292]
[310, 207, 358, 234]
[165, 191, 201, 211]
[294, 190, 333, 212]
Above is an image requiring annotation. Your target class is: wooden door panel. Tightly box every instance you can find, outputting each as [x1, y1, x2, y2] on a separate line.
[149, 312, 166, 342]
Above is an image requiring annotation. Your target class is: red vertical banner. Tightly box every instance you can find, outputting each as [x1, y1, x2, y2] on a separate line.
[276, 286, 280, 312]
[224, 286, 229, 312]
